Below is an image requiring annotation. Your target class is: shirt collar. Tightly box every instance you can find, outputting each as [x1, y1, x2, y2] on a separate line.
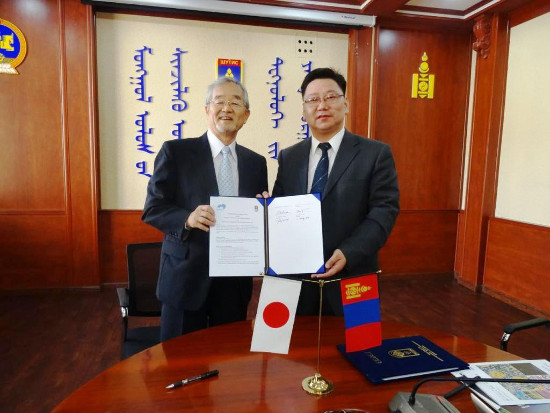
[310, 127, 345, 155]
[207, 129, 237, 158]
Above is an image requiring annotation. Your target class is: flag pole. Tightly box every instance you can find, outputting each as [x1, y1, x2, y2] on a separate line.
[301, 279, 336, 395]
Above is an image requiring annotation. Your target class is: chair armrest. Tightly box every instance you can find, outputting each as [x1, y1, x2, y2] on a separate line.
[117, 287, 130, 308]
[117, 287, 130, 348]
[503, 317, 549, 334]
[500, 318, 549, 351]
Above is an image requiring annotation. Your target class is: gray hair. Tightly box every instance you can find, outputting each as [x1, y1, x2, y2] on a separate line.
[205, 77, 250, 109]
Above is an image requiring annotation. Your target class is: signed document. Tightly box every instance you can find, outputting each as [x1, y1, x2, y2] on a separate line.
[209, 194, 324, 277]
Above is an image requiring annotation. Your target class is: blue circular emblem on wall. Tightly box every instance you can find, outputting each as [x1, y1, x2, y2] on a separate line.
[0, 18, 27, 74]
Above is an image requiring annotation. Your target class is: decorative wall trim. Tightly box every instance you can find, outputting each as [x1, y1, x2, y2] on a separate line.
[347, 26, 373, 137]
[473, 14, 492, 58]
[455, 13, 509, 287]
[509, 0, 550, 28]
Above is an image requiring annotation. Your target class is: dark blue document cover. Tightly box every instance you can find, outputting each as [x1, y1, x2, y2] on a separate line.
[337, 335, 469, 384]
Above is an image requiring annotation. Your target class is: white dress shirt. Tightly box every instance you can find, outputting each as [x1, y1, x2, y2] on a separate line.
[307, 127, 345, 192]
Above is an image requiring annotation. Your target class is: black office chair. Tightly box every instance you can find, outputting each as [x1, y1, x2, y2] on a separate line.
[500, 317, 550, 351]
[117, 242, 162, 359]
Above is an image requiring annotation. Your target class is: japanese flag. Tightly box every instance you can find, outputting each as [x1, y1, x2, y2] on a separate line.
[250, 276, 302, 354]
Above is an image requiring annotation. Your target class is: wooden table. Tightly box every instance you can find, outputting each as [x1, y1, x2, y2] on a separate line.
[53, 317, 519, 412]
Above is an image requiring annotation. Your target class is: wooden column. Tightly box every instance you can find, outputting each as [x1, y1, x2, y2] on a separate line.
[455, 13, 510, 289]
[347, 27, 374, 137]
[63, 0, 100, 286]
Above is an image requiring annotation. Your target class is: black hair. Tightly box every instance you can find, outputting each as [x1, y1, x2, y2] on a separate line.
[300, 67, 346, 97]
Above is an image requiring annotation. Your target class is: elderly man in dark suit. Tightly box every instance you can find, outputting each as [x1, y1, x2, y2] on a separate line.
[143, 77, 268, 341]
[271, 67, 399, 316]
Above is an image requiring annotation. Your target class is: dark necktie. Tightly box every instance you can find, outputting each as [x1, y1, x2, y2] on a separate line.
[310, 142, 331, 195]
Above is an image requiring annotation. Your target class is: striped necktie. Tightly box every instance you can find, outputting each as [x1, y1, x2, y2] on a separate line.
[310, 142, 331, 196]
[218, 146, 235, 196]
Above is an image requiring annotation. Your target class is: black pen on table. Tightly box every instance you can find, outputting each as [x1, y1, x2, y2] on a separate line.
[165, 369, 219, 389]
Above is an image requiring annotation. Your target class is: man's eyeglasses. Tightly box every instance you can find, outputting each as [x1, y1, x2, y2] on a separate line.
[303, 94, 344, 106]
[209, 99, 246, 110]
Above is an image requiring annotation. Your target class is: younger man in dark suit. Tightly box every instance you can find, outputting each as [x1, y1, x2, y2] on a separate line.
[271, 68, 399, 316]
[143, 77, 268, 341]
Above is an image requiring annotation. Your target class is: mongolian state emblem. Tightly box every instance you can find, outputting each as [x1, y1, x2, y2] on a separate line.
[217, 58, 242, 82]
[389, 348, 420, 358]
[412, 52, 434, 99]
[0, 18, 27, 75]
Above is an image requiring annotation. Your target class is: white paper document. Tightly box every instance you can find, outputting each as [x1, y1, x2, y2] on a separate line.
[209, 194, 324, 277]
[266, 195, 324, 275]
[453, 359, 550, 406]
[209, 197, 265, 277]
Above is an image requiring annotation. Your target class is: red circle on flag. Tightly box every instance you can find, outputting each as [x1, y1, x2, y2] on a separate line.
[263, 302, 290, 328]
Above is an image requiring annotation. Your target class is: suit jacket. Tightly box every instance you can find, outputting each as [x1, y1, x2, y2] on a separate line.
[272, 130, 399, 312]
[142, 134, 268, 311]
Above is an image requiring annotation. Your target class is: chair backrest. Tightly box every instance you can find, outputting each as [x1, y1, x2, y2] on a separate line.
[126, 242, 163, 317]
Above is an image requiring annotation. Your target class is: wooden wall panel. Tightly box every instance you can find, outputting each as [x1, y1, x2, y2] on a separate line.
[379, 210, 458, 275]
[373, 28, 471, 210]
[0, 215, 69, 289]
[0, 0, 65, 211]
[99, 210, 459, 283]
[99, 211, 163, 284]
[484, 218, 550, 316]
[4, 1, 537, 293]
[0, 0, 99, 289]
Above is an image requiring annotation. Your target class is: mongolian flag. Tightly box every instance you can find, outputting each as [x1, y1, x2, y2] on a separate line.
[340, 273, 382, 352]
[250, 276, 302, 354]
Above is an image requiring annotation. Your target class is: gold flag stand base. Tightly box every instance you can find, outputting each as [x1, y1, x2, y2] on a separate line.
[301, 278, 340, 396]
[302, 373, 334, 395]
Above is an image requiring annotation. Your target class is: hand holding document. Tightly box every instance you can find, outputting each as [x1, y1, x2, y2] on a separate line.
[209, 194, 324, 277]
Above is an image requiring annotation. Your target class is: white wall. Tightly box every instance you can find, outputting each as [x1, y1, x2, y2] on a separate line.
[495, 12, 550, 227]
[96, 13, 348, 209]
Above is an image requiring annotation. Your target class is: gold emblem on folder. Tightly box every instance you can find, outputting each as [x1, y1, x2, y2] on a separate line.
[389, 348, 420, 358]
[412, 52, 434, 99]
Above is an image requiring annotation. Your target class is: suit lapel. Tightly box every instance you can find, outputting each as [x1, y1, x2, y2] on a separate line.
[235, 144, 250, 195]
[324, 131, 360, 197]
[295, 140, 311, 193]
[195, 134, 219, 195]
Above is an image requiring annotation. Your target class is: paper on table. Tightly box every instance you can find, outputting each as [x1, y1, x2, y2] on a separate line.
[267, 193, 324, 275]
[453, 360, 550, 406]
[209, 196, 265, 277]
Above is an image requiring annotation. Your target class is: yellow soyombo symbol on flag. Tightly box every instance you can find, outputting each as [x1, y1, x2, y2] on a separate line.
[344, 282, 372, 300]
[412, 52, 434, 99]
